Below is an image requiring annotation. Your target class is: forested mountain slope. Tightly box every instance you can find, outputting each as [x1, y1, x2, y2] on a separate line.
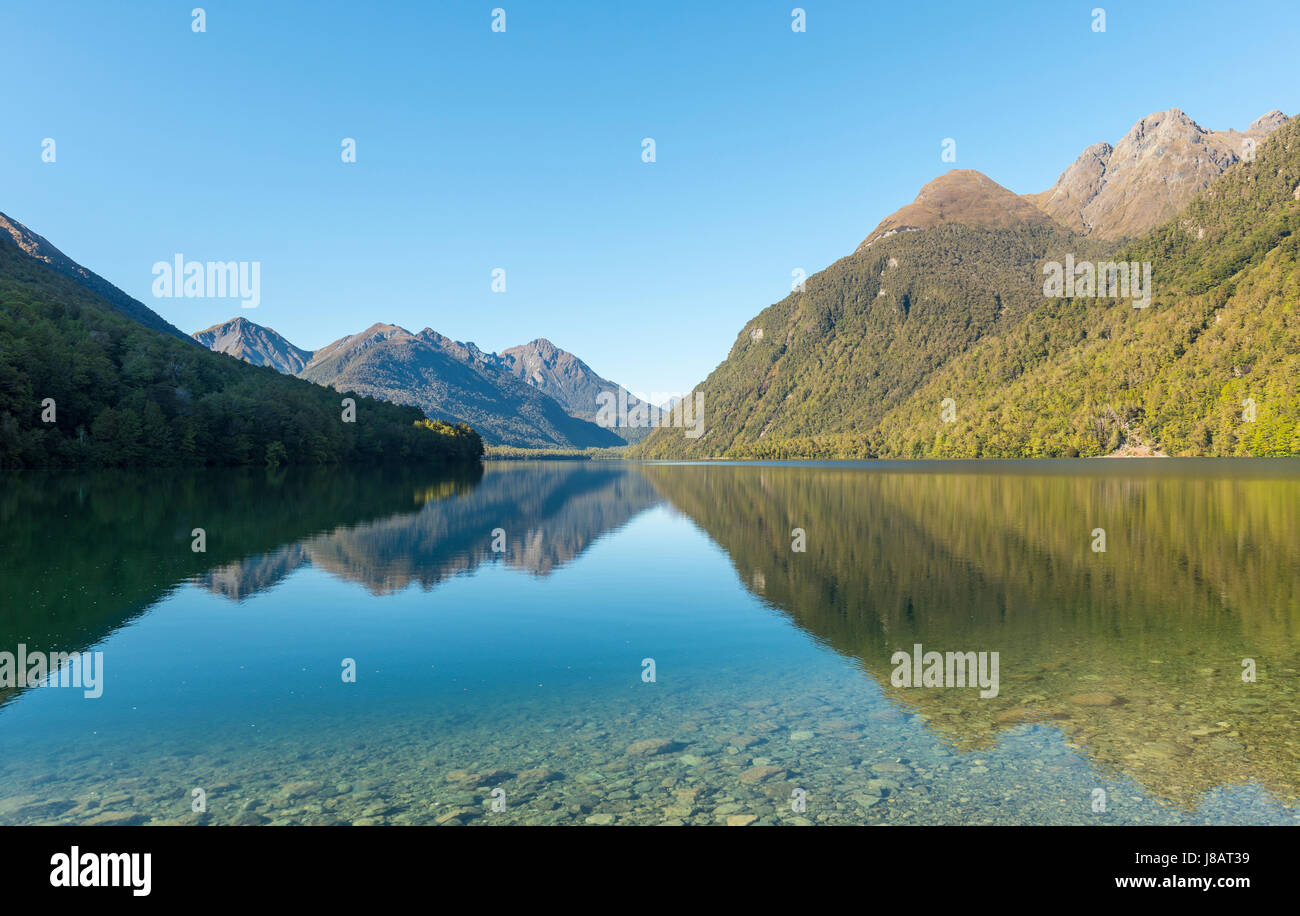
[638, 116, 1300, 459]
[0, 235, 482, 468]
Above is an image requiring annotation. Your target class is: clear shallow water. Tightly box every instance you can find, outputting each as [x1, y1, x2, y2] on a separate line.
[1, 459, 1298, 825]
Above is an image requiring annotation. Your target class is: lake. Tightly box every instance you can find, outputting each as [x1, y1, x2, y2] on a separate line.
[1, 459, 1298, 825]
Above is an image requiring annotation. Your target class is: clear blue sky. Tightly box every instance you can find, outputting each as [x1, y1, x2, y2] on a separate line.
[3, 0, 1297, 397]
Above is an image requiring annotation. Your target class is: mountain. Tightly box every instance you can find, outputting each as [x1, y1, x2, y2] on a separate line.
[189, 318, 634, 449]
[1025, 108, 1290, 239]
[0, 219, 482, 468]
[193, 316, 313, 373]
[501, 337, 621, 418]
[860, 169, 1062, 248]
[638, 216, 1098, 457]
[0, 211, 193, 342]
[862, 112, 1300, 459]
[501, 338, 650, 442]
[638, 108, 1300, 460]
[859, 110, 1292, 248]
[298, 324, 623, 449]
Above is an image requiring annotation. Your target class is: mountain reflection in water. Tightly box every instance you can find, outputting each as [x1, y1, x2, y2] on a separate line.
[1, 459, 1297, 824]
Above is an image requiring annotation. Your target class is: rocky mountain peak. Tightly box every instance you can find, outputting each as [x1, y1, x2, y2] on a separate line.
[858, 169, 1060, 249]
[1249, 110, 1289, 132]
[192, 316, 313, 373]
[1025, 107, 1292, 238]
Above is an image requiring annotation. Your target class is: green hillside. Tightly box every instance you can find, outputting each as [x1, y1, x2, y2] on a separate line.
[638, 119, 1300, 459]
[0, 240, 483, 468]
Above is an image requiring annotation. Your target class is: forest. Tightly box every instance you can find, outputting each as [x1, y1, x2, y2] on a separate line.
[0, 242, 483, 469]
[637, 117, 1300, 460]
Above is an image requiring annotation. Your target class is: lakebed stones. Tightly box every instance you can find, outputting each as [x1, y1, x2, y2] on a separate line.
[738, 764, 786, 784]
[1068, 693, 1122, 707]
[148, 812, 210, 826]
[516, 767, 561, 786]
[762, 780, 797, 801]
[995, 708, 1032, 724]
[625, 738, 680, 757]
[81, 810, 148, 826]
[227, 812, 271, 826]
[17, 800, 78, 820]
[435, 806, 479, 825]
[278, 780, 324, 801]
[995, 706, 1073, 724]
[8, 652, 1299, 828]
[446, 768, 513, 788]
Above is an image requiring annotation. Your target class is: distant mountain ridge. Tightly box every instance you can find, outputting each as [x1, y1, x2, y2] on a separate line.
[295, 323, 623, 449]
[501, 338, 652, 442]
[193, 317, 312, 373]
[195, 318, 639, 448]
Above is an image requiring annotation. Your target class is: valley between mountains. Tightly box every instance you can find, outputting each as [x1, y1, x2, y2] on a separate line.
[4, 106, 1297, 466]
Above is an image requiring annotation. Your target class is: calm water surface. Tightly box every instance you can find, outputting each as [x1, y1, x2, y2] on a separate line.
[1, 459, 1298, 825]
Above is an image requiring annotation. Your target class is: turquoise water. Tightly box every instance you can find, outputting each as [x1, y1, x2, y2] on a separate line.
[1, 460, 1298, 825]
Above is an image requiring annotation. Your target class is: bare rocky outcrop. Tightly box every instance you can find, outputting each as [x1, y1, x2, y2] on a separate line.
[1025, 108, 1291, 238]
